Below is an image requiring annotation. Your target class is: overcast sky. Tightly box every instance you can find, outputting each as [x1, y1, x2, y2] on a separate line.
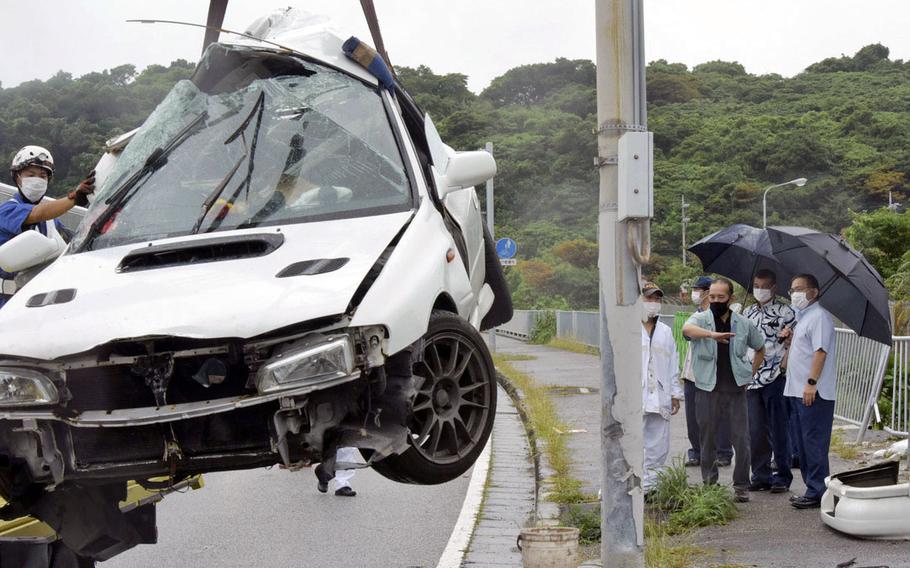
[2, 1, 909, 93]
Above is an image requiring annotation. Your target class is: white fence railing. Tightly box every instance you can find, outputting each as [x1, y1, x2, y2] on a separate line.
[832, 329, 891, 441]
[886, 337, 910, 437]
[500, 310, 907, 440]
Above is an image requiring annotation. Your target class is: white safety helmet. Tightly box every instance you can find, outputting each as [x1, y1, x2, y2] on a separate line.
[11, 145, 55, 180]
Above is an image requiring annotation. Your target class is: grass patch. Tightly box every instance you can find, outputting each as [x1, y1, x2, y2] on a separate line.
[649, 461, 737, 535]
[493, 354, 596, 505]
[493, 353, 536, 362]
[830, 429, 860, 460]
[548, 336, 600, 356]
[644, 518, 705, 568]
[561, 504, 601, 545]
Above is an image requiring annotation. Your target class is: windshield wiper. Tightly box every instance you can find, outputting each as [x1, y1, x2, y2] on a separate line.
[76, 111, 208, 252]
[192, 91, 266, 234]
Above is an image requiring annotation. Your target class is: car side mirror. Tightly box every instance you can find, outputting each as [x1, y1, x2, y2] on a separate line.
[0, 230, 65, 273]
[439, 151, 497, 198]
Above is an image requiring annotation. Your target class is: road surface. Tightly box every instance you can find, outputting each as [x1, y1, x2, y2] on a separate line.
[107, 464, 471, 568]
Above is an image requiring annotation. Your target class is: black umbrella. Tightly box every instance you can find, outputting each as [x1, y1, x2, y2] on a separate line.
[688, 224, 794, 295]
[767, 226, 892, 346]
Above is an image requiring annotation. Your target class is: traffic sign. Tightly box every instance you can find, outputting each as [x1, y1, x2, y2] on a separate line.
[499, 258, 517, 266]
[495, 237, 517, 259]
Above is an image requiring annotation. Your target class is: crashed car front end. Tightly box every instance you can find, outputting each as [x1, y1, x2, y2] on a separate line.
[0, 321, 417, 488]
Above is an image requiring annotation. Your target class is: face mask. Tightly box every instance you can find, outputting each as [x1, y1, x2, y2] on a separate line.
[753, 288, 772, 303]
[709, 301, 729, 318]
[19, 177, 48, 203]
[641, 301, 661, 322]
[691, 291, 702, 304]
[791, 291, 811, 310]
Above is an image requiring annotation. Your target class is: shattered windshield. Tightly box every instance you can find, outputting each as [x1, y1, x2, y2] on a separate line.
[73, 62, 412, 251]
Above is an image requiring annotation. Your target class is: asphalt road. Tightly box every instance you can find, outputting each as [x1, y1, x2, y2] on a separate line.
[106, 464, 472, 568]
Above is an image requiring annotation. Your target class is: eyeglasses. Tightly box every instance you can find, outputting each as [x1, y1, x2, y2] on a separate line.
[788, 286, 816, 294]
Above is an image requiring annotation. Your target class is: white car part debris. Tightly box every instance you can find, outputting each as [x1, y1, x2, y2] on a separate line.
[821, 459, 910, 540]
[872, 438, 908, 460]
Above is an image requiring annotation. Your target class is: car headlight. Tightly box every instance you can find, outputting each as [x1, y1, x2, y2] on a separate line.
[0, 368, 59, 407]
[255, 335, 355, 393]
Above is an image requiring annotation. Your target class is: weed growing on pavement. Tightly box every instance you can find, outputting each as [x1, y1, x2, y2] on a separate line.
[561, 504, 601, 544]
[548, 337, 601, 356]
[494, 353, 536, 362]
[830, 429, 860, 460]
[648, 461, 737, 535]
[493, 355, 596, 505]
[644, 518, 705, 568]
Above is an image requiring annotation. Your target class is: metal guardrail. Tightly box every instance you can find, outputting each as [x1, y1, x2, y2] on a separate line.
[496, 309, 542, 340]
[500, 309, 905, 442]
[886, 336, 910, 437]
[832, 329, 891, 442]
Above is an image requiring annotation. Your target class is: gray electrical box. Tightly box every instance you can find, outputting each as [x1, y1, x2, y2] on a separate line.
[617, 132, 653, 221]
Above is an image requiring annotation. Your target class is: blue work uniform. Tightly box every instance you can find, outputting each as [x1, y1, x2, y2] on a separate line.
[0, 192, 65, 307]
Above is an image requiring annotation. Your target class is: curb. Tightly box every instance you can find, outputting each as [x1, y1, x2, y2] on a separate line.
[435, 435, 492, 568]
[495, 371, 561, 525]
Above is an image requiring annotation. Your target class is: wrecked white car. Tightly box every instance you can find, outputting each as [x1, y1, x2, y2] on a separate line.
[0, 22, 510, 561]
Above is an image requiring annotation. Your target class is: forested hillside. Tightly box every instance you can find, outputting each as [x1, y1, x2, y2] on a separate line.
[1, 45, 908, 306]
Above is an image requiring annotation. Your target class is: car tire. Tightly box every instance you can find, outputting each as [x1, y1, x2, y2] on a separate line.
[371, 310, 496, 485]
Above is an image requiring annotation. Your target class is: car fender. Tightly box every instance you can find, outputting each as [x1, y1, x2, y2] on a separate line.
[351, 200, 474, 355]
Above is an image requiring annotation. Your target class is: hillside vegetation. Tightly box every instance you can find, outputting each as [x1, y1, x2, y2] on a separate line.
[1, 44, 907, 305]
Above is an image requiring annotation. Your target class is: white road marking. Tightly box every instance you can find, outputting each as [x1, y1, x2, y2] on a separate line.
[435, 436, 492, 568]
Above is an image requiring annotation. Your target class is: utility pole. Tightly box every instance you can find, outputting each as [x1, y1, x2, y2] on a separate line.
[596, 0, 648, 566]
[681, 195, 689, 265]
[485, 142, 496, 352]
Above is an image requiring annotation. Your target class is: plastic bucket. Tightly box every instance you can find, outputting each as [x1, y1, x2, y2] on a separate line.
[516, 526, 580, 568]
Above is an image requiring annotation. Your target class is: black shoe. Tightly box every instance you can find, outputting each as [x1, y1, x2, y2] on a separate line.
[315, 464, 330, 493]
[791, 496, 820, 509]
[335, 486, 357, 497]
[685, 457, 700, 467]
[789, 494, 800, 503]
[717, 457, 732, 467]
[734, 489, 750, 503]
[748, 482, 772, 492]
[770, 484, 789, 494]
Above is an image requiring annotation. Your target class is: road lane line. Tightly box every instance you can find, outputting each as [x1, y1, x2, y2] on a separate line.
[435, 436, 492, 568]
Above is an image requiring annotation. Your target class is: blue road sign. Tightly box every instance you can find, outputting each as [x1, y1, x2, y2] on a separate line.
[495, 237, 517, 259]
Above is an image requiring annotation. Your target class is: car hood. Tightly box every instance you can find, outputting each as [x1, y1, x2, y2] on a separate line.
[0, 212, 412, 360]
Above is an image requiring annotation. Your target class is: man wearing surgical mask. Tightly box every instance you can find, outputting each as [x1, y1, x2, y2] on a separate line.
[640, 282, 682, 494]
[681, 276, 734, 467]
[783, 273, 837, 510]
[0, 146, 94, 305]
[743, 269, 796, 494]
[683, 278, 766, 503]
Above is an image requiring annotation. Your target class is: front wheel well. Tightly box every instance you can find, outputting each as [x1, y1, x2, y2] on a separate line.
[432, 294, 458, 314]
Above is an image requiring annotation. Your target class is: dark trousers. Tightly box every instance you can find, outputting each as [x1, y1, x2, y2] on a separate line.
[746, 375, 793, 488]
[789, 395, 835, 500]
[695, 388, 750, 489]
[685, 380, 733, 461]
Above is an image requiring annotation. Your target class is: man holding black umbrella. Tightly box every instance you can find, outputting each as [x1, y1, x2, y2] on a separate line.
[683, 278, 766, 502]
[782, 273, 837, 510]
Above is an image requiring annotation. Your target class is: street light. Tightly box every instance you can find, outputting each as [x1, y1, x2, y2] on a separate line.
[762, 177, 807, 228]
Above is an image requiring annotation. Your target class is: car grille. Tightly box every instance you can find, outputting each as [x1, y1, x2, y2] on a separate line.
[70, 425, 165, 466]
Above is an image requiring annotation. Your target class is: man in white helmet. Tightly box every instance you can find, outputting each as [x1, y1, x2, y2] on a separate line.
[0, 146, 95, 304]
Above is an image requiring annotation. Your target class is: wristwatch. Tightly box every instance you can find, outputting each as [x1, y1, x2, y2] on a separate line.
[807, 378, 818, 386]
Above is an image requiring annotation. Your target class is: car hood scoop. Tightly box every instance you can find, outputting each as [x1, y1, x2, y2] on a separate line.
[0, 212, 412, 360]
[118, 234, 284, 273]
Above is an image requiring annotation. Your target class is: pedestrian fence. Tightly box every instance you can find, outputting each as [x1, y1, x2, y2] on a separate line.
[886, 336, 910, 437]
[498, 310, 909, 441]
[832, 329, 891, 443]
